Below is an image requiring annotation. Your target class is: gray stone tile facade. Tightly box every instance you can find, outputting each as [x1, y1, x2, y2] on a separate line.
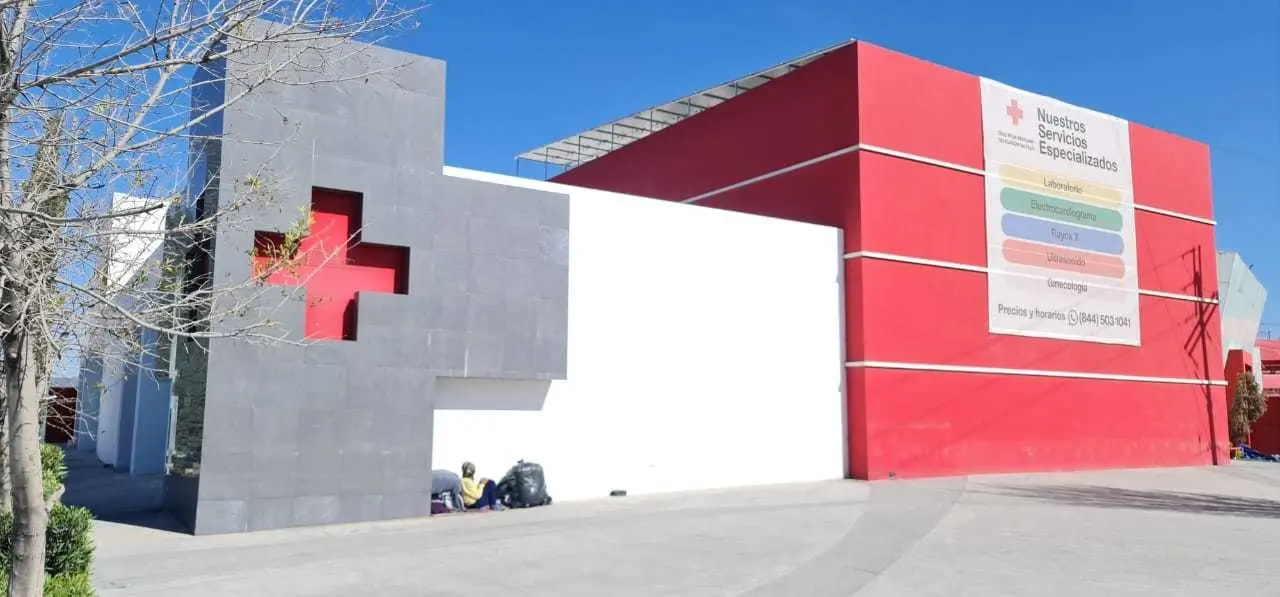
[169, 31, 569, 534]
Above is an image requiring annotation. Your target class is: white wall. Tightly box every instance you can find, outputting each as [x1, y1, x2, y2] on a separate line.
[1218, 250, 1268, 386]
[107, 193, 170, 290]
[96, 358, 124, 466]
[84, 195, 169, 466]
[433, 168, 845, 502]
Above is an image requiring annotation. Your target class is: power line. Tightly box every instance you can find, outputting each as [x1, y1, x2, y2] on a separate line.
[1261, 322, 1280, 340]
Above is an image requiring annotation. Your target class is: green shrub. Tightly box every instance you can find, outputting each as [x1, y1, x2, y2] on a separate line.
[0, 511, 10, 571]
[41, 444, 67, 502]
[0, 505, 95, 577]
[44, 506, 94, 578]
[45, 571, 94, 596]
[0, 569, 94, 597]
[44, 571, 94, 597]
[0, 444, 96, 594]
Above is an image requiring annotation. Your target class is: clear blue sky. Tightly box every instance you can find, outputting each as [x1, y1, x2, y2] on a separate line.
[392, 0, 1280, 330]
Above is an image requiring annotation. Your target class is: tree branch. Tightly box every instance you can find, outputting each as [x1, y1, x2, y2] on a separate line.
[0, 196, 169, 225]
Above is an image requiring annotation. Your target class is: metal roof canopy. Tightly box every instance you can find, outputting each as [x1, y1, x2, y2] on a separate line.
[517, 40, 854, 171]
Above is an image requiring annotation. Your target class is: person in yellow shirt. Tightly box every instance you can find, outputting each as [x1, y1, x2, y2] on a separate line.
[460, 462, 504, 511]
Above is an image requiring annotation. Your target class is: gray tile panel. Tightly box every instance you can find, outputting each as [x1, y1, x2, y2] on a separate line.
[174, 29, 569, 534]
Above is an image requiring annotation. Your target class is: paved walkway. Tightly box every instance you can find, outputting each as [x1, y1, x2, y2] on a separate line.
[90, 463, 1280, 596]
[60, 448, 181, 532]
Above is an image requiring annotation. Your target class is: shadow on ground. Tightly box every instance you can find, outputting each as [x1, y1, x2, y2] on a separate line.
[59, 448, 187, 533]
[984, 484, 1280, 519]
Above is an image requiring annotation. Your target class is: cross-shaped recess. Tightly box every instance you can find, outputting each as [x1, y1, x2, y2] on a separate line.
[253, 188, 409, 341]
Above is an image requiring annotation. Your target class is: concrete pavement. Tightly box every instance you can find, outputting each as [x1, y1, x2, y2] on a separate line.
[89, 463, 1280, 596]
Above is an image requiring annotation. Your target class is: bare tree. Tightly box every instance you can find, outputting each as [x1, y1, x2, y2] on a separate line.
[0, 2, 423, 594]
[1229, 372, 1267, 446]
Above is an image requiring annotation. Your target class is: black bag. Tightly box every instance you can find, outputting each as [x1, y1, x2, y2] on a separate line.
[498, 460, 552, 509]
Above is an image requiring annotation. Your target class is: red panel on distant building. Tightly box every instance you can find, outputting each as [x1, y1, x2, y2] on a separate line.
[1259, 340, 1280, 364]
[1256, 349, 1280, 455]
[1250, 391, 1280, 456]
[44, 387, 77, 444]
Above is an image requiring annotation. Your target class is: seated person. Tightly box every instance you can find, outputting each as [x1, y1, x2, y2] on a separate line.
[460, 461, 504, 511]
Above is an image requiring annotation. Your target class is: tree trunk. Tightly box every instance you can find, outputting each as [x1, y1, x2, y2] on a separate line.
[6, 333, 47, 597]
[0, 399, 10, 515]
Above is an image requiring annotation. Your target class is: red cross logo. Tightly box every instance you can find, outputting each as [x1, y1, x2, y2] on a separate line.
[1006, 99, 1024, 126]
[253, 188, 409, 341]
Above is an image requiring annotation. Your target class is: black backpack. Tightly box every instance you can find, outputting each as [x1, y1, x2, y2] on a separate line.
[498, 460, 553, 509]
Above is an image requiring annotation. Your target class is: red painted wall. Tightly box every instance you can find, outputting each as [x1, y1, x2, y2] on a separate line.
[1249, 396, 1280, 455]
[852, 368, 1224, 478]
[849, 43, 1224, 478]
[1223, 349, 1275, 452]
[1259, 346, 1280, 455]
[1225, 350, 1250, 399]
[554, 44, 859, 228]
[1259, 340, 1280, 363]
[552, 40, 1226, 479]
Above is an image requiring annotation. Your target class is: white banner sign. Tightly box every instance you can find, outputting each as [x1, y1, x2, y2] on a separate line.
[980, 78, 1141, 346]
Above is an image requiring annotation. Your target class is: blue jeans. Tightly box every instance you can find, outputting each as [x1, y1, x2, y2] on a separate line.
[469, 480, 499, 509]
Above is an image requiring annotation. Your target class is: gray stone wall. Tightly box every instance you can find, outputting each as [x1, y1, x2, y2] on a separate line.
[171, 31, 569, 534]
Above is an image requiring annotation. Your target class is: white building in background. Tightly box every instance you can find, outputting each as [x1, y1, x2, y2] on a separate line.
[75, 193, 173, 474]
[1217, 250, 1268, 386]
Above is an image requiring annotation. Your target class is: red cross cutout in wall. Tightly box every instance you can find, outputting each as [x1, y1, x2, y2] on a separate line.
[253, 188, 409, 341]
